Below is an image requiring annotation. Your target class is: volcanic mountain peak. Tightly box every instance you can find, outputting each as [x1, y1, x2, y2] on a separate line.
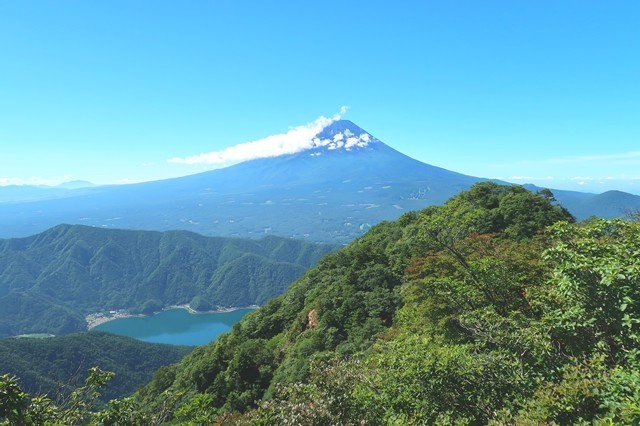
[1, 119, 638, 243]
[309, 119, 378, 155]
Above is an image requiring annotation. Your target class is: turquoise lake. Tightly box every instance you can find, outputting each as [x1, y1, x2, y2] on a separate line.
[94, 308, 254, 346]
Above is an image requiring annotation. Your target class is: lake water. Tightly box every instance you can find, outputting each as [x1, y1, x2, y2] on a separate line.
[93, 308, 254, 346]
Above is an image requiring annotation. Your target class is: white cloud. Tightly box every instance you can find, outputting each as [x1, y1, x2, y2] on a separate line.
[169, 107, 353, 167]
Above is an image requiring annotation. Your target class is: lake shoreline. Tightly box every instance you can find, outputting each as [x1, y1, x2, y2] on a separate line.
[86, 304, 258, 330]
[89, 307, 256, 346]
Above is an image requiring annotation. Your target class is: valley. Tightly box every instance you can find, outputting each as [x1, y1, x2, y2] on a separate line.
[0, 225, 334, 338]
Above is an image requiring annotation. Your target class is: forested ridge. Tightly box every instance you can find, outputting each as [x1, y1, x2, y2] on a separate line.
[3, 182, 640, 424]
[0, 332, 191, 402]
[0, 226, 335, 337]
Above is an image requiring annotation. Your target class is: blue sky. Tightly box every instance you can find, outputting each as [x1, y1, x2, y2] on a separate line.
[1, 1, 639, 194]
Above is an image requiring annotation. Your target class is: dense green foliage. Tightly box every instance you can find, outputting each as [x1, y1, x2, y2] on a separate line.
[0, 332, 191, 402]
[1, 368, 116, 425]
[4, 182, 640, 424]
[0, 225, 335, 337]
[125, 183, 585, 420]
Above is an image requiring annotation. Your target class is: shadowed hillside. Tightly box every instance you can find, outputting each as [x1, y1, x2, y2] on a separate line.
[0, 332, 192, 402]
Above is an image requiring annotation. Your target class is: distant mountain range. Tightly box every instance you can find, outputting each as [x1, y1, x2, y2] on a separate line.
[0, 180, 96, 203]
[1, 120, 639, 243]
[0, 225, 334, 338]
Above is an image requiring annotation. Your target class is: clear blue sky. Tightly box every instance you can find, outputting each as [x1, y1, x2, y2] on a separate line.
[1, 1, 639, 193]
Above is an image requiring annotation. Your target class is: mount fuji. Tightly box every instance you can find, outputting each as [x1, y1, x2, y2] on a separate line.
[1, 120, 639, 243]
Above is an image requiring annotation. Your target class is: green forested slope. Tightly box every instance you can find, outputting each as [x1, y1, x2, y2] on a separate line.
[0, 332, 191, 402]
[0, 226, 335, 337]
[4, 182, 640, 425]
[128, 182, 605, 423]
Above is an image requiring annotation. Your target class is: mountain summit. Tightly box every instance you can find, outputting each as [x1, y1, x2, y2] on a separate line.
[308, 120, 378, 154]
[0, 121, 639, 242]
[200, 120, 481, 201]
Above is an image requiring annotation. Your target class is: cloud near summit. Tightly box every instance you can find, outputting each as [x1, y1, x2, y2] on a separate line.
[168, 110, 347, 167]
